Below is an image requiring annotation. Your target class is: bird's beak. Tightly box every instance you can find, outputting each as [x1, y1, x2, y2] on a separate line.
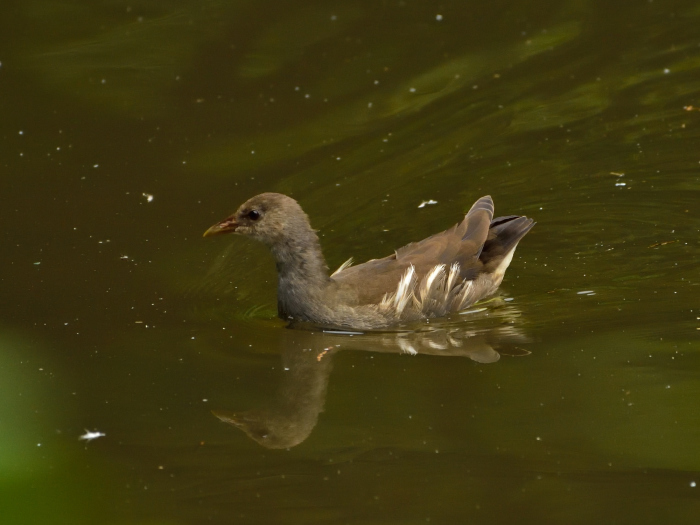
[203, 216, 238, 237]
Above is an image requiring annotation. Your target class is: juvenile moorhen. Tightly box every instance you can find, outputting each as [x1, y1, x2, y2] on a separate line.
[204, 193, 534, 330]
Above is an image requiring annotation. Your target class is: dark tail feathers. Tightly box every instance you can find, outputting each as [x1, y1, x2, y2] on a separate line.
[480, 215, 535, 268]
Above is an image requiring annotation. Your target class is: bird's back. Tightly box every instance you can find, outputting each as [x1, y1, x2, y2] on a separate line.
[330, 196, 533, 318]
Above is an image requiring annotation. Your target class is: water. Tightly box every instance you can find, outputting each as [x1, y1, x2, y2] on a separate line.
[1, 0, 699, 523]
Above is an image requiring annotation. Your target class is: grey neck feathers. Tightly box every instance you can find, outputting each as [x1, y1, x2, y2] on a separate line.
[270, 227, 330, 317]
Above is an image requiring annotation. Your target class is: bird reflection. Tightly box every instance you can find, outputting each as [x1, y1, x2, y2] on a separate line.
[213, 301, 530, 449]
[213, 339, 334, 449]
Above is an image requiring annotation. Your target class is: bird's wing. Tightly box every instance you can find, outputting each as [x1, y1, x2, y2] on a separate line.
[331, 196, 494, 304]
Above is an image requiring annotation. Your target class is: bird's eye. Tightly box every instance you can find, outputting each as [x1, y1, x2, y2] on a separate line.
[247, 210, 261, 221]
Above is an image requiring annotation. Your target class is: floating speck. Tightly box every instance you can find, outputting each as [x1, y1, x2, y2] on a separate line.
[615, 182, 626, 187]
[79, 429, 105, 442]
[418, 200, 438, 208]
[691, 481, 697, 488]
[577, 290, 595, 295]
[436, 14, 443, 21]
[142, 193, 154, 202]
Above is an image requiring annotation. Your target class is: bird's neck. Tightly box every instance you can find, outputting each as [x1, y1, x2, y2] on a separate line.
[270, 229, 331, 319]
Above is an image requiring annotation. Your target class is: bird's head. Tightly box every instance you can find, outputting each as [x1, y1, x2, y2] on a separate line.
[203, 192, 310, 247]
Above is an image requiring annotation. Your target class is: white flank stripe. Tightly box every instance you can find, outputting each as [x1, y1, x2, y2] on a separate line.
[458, 280, 474, 308]
[424, 264, 445, 294]
[445, 262, 460, 293]
[394, 265, 416, 314]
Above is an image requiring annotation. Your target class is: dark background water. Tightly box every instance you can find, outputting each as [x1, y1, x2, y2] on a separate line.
[1, 1, 699, 523]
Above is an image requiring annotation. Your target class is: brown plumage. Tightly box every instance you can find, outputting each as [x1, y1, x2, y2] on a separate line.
[204, 193, 534, 330]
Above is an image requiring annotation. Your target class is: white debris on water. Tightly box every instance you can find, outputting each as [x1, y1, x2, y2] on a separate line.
[79, 430, 105, 442]
[418, 199, 438, 208]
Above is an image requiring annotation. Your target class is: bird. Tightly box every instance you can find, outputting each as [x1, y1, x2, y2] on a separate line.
[203, 193, 534, 331]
